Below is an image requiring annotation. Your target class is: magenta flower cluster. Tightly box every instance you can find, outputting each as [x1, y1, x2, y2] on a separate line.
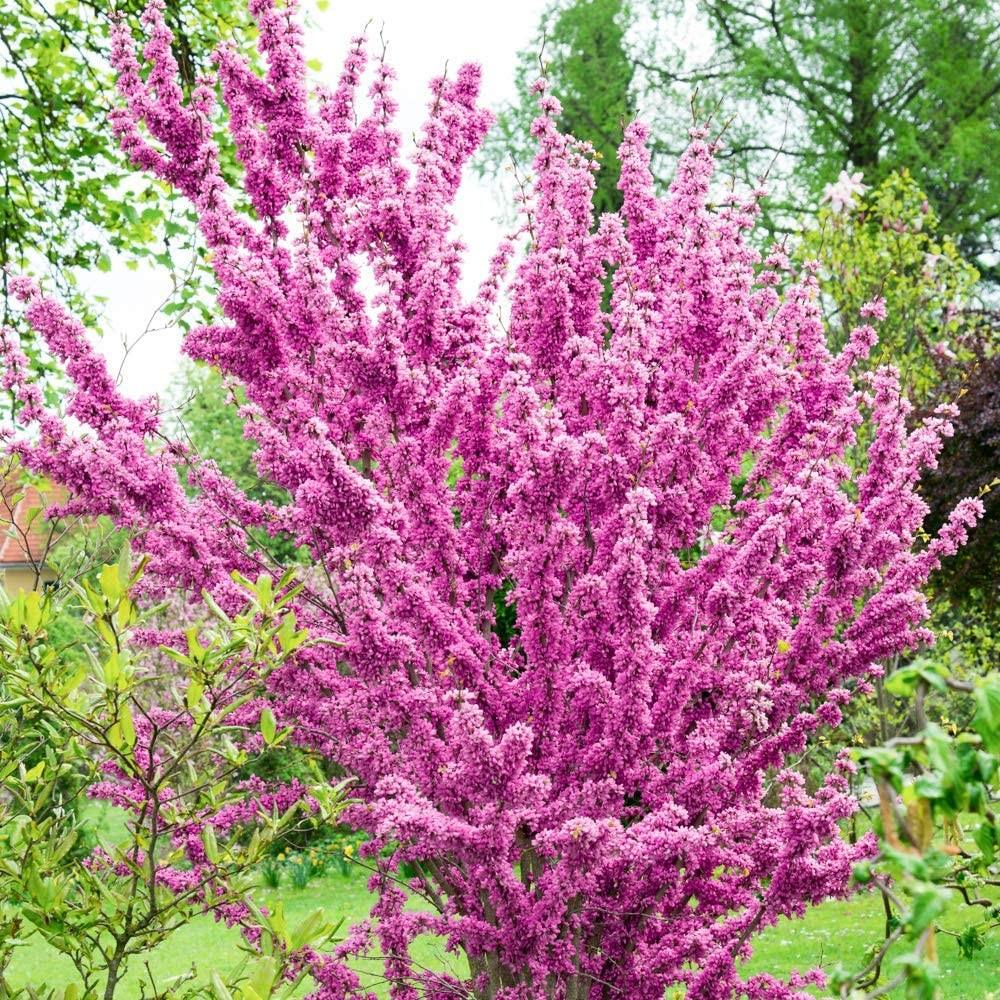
[0, 1, 981, 997]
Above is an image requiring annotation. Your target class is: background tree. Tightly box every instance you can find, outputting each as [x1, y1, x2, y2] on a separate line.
[480, 0, 634, 217]
[0, 0, 252, 342]
[680, 0, 1000, 274]
[488, 0, 1000, 278]
[799, 169, 981, 401]
[646, 0, 1000, 277]
[799, 163, 998, 668]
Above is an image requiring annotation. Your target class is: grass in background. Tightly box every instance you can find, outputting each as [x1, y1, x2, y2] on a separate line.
[746, 893, 1000, 999]
[9, 871, 998, 998]
[8, 804, 996, 997]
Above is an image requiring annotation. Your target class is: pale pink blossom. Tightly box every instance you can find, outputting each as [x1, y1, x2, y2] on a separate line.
[821, 169, 868, 213]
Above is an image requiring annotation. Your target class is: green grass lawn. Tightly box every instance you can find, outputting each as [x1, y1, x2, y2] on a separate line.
[746, 892, 1000, 999]
[8, 874, 998, 998]
[6, 805, 998, 998]
[5, 864, 470, 998]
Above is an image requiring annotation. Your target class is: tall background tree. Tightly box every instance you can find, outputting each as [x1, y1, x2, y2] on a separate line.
[658, 0, 1000, 278]
[479, 0, 634, 217]
[0, 0, 251, 340]
[486, 0, 1000, 279]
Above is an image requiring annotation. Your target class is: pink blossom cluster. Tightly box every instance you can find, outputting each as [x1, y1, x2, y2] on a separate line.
[0, 1, 982, 997]
[820, 169, 868, 213]
[81, 701, 316, 939]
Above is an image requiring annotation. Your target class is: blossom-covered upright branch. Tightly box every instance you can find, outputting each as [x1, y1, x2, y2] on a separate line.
[1, 1, 981, 997]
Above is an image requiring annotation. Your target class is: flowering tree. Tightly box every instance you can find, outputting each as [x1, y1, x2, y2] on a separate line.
[0, 1, 983, 997]
[805, 169, 981, 404]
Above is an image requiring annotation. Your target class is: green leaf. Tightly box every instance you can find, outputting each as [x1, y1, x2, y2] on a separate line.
[99, 563, 121, 601]
[290, 907, 328, 950]
[118, 702, 136, 750]
[58, 664, 87, 699]
[186, 627, 206, 660]
[266, 899, 288, 947]
[973, 822, 996, 864]
[102, 652, 122, 688]
[210, 972, 235, 1000]
[201, 588, 231, 624]
[245, 956, 277, 997]
[202, 824, 219, 864]
[117, 540, 132, 583]
[260, 707, 277, 746]
[186, 679, 204, 712]
[106, 721, 123, 750]
[913, 774, 944, 800]
[907, 887, 949, 936]
[160, 645, 194, 669]
[884, 664, 920, 697]
[23, 760, 45, 782]
[255, 574, 273, 607]
[957, 923, 986, 959]
[24, 591, 43, 634]
[973, 684, 1000, 752]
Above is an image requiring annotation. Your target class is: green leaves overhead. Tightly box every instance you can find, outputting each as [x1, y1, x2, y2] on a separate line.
[0, 0, 253, 363]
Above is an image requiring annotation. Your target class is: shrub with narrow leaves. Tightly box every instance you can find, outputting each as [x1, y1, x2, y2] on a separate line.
[0, 556, 346, 1000]
[0, 1, 982, 997]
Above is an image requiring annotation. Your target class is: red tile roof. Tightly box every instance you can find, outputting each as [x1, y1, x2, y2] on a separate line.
[0, 479, 68, 567]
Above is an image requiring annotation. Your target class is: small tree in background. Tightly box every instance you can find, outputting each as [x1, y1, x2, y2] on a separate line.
[802, 169, 981, 401]
[918, 348, 1000, 689]
[0, 555, 347, 999]
[0, 2, 985, 998]
[800, 170, 996, 739]
[480, 0, 635, 218]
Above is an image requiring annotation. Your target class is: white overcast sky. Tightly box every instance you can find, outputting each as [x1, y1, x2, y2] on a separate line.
[84, 1, 549, 399]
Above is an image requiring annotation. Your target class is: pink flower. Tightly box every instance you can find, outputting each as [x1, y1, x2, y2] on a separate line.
[859, 297, 887, 321]
[821, 170, 867, 213]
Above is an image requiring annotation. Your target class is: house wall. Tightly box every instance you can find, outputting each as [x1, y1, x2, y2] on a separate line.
[1, 566, 56, 596]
